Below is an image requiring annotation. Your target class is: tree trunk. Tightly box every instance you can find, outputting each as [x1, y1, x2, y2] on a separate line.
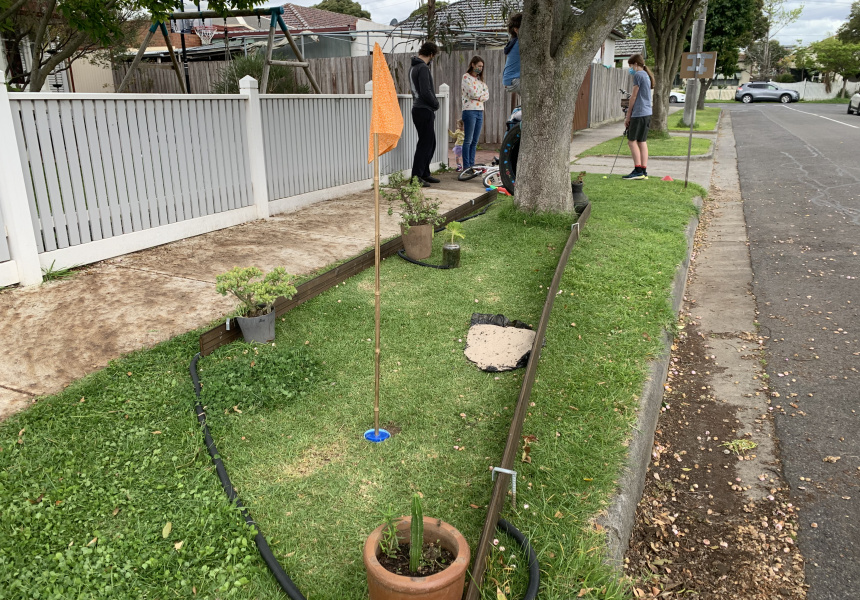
[516, 59, 586, 212]
[517, 0, 631, 213]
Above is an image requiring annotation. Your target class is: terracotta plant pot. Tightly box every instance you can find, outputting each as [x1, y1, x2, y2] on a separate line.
[363, 516, 470, 600]
[401, 224, 433, 260]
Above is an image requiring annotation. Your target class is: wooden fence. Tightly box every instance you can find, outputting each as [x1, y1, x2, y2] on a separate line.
[589, 66, 631, 127]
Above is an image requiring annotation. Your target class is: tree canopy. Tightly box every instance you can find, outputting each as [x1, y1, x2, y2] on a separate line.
[809, 37, 860, 96]
[838, 1, 860, 44]
[311, 0, 371, 20]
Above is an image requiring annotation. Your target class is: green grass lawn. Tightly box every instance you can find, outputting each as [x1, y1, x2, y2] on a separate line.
[0, 177, 701, 599]
[577, 135, 712, 158]
[800, 97, 851, 104]
[668, 107, 722, 131]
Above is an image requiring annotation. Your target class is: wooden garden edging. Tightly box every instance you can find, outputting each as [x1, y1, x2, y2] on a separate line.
[464, 202, 591, 600]
[199, 189, 497, 356]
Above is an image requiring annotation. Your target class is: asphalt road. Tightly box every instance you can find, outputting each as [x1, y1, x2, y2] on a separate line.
[729, 102, 860, 600]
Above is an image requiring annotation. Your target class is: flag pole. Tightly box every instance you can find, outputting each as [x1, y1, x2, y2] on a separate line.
[373, 132, 381, 437]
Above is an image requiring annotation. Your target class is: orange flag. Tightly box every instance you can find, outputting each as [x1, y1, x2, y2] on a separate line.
[368, 43, 403, 162]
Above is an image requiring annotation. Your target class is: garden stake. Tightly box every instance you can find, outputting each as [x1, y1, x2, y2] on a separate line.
[364, 133, 390, 443]
[363, 48, 401, 443]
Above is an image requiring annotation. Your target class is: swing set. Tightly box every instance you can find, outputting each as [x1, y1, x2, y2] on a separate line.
[117, 6, 321, 95]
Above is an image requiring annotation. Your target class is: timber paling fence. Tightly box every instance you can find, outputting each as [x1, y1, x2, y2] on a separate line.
[0, 78, 449, 287]
[114, 50, 631, 145]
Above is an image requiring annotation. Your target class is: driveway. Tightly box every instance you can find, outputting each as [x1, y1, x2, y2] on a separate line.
[729, 102, 860, 600]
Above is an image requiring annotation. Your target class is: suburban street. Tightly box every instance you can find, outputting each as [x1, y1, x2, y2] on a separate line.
[729, 102, 860, 599]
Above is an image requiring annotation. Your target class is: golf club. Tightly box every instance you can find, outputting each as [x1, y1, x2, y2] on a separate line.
[609, 88, 632, 177]
[608, 127, 627, 176]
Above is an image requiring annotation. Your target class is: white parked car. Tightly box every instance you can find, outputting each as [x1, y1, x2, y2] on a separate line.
[848, 92, 860, 115]
[669, 90, 686, 103]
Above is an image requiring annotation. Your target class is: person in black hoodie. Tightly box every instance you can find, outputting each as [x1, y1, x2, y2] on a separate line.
[409, 42, 440, 186]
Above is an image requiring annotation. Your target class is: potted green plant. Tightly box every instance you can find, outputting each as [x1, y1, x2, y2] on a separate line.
[363, 494, 470, 600]
[442, 221, 464, 268]
[571, 171, 589, 215]
[383, 172, 444, 260]
[215, 266, 297, 343]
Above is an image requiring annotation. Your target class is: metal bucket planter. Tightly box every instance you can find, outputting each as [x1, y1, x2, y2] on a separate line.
[236, 309, 276, 343]
[363, 516, 470, 600]
[571, 182, 589, 214]
[401, 224, 433, 260]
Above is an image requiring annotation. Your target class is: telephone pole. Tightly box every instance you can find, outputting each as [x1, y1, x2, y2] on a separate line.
[682, 0, 708, 126]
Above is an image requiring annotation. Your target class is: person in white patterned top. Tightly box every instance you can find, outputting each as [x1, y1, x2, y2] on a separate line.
[460, 56, 489, 171]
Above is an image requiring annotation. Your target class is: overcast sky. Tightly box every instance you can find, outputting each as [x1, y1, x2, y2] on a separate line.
[192, 0, 853, 45]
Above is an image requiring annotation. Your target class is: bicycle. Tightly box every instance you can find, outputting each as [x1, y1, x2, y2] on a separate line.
[457, 157, 502, 188]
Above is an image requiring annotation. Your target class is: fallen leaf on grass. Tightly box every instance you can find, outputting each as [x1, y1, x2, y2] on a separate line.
[152, 431, 162, 435]
[497, 587, 508, 600]
[112, 508, 120, 516]
[578, 588, 595, 597]
[554, 510, 564, 518]
[469, 504, 480, 509]
[174, 541, 184, 550]
[162, 522, 172, 538]
[87, 537, 97, 546]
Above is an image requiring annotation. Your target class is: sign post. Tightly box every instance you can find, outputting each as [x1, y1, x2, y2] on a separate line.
[679, 52, 717, 188]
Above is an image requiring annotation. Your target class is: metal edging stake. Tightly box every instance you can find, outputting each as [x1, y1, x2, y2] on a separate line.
[491, 466, 517, 508]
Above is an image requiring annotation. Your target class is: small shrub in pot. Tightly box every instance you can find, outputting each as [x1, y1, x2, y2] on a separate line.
[215, 267, 297, 343]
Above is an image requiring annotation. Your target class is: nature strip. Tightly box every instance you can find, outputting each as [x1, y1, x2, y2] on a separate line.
[199, 189, 497, 356]
[464, 202, 591, 600]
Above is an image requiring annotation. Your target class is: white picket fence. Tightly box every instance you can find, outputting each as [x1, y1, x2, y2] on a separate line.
[0, 78, 450, 287]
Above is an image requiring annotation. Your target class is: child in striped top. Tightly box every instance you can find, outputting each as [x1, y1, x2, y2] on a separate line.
[449, 119, 465, 171]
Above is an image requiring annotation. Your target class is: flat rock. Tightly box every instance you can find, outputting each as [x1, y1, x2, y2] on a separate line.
[464, 324, 535, 371]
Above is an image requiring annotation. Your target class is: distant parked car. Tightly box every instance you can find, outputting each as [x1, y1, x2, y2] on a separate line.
[669, 90, 686, 103]
[848, 92, 860, 115]
[735, 82, 800, 104]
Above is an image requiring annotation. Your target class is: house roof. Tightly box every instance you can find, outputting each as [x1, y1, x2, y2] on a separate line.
[394, 0, 623, 41]
[224, 3, 360, 33]
[614, 39, 646, 58]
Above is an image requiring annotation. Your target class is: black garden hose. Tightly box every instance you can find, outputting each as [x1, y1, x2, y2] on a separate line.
[191, 352, 539, 599]
[190, 353, 306, 600]
[497, 518, 540, 600]
[396, 201, 495, 269]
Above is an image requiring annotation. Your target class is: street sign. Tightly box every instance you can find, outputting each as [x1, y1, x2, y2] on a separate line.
[680, 52, 717, 79]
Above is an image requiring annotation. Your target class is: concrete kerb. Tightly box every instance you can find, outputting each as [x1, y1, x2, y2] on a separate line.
[598, 195, 703, 568]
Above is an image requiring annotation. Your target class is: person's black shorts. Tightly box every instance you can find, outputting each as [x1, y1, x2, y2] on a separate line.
[627, 116, 651, 142]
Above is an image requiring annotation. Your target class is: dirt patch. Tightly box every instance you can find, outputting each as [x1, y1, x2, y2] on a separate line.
[625, 326, 807, 599]
[0, 187, 479, 422]
[281, 440, 347, 478]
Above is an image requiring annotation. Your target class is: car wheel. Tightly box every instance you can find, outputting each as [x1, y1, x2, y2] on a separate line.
[669, 95, 677, 104]
[780, 94, 791, 104]
[849, 104, 854, 115]
[742, 94, 753, 103]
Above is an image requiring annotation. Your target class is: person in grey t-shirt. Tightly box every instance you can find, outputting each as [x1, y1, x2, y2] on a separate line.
[622, 54, 655, 180]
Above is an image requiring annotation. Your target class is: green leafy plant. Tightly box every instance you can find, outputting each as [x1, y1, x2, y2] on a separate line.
[444, 221, 465, 245]
[383, 171, 444, 233]
[211, 53, 310, 95]
[721, 439, 758, 455]
[41, 260, 77, 283]
[215, 266, 297, 317]
[378, 505, 400, 559]
[410, 493, 424, 572]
